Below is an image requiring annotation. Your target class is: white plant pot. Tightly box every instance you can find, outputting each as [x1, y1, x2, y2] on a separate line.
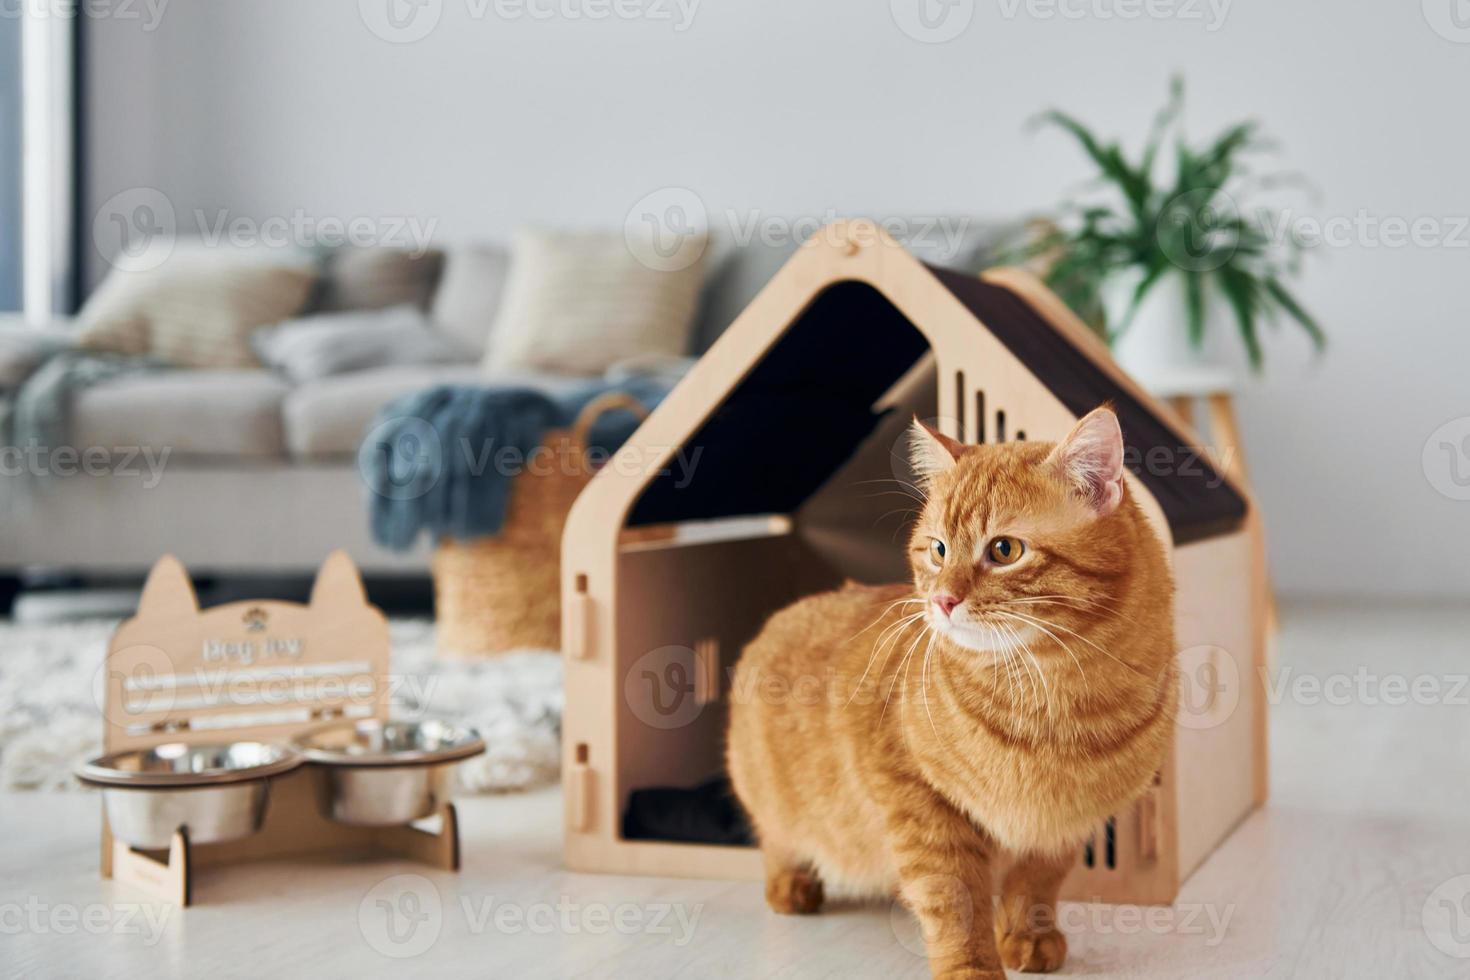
[1104, 270, 1236, 394]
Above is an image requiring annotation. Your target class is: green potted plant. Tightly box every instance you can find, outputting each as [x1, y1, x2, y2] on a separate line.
[1017, 78, 1324, 385]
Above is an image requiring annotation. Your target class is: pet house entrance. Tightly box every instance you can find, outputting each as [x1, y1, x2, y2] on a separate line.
[610, 280, 939, 849]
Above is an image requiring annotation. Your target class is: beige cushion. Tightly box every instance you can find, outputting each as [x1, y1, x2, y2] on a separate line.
[283, 365, 591, 459]
[431, 244, 511, 356]
[77, 254, 317, 368]
[72, 370, 291, 458]
[484, 229, 704, 376]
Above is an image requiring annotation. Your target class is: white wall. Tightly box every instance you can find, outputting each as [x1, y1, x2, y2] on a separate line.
[83, 0, 1470, 599]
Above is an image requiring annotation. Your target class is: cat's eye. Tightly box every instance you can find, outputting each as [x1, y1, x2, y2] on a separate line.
[929, 539, 946, 565]
[987, 536, 1024, 566]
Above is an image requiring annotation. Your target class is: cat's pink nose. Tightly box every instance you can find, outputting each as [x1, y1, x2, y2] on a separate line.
[932, 593, 961, 618]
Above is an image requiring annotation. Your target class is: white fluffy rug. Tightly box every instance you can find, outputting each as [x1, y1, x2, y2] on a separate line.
[0, 618, 563, 794]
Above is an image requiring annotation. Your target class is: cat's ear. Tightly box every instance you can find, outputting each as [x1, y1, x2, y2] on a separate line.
[136, 555, 199, 620]
[909, 418, 967, 482]
[309, 550, 368, 610]
[1048, 407, 1126, 516]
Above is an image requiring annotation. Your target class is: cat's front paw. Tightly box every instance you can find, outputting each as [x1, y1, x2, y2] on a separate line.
[764, 867, 824, 915]
[932, 969, 1005, 980]
[997, 927, 1068, 973]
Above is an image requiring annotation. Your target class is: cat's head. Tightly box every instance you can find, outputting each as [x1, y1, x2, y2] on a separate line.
[907, 407, 1130, 656]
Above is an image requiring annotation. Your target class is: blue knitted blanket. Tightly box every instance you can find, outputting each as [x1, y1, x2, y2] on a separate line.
[364, 375, 676, 551]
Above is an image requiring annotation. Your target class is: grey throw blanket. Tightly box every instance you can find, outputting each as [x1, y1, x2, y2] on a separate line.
[1, 349, 160, 461]
[364, 375, 676, 551]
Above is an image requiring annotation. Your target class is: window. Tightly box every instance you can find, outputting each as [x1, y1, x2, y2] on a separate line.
[1, 11, 76, 321]
[0, 15, 20, 312]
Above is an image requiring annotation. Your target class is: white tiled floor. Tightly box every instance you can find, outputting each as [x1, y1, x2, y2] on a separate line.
[3, 601, 1468, 978]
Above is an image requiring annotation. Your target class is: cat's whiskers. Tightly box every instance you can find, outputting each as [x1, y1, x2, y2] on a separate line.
[997, 606, 1087, 680]
[1001, 606, 1122, 660]
[873, 507, 922, 529]
[853, 483, 929, 519]
[1001, 619, 1043, 711]
[847, 600, 926, 670]
[989, 622, 1024, 710]
[1009, 593, 1122, 612]
[994, 609, 1086, 676]
[869, 608, 928, 660]
[886, 623, 929, 731]
[849, 610, 927, 708]
[997, 608, 1148, 680]
[852, 476, 929, 503]
[920, 628, 941, 741]
[985, 622, 1015, 701]
[878, 619, 929, 725]
[858, 491, 925, 511]
[987, 620, 1034, 714]
[1023, 631, 1058, 725]
[1002, 621, 1055, 724]
[1006, 594, 1145, 629]
[850, 598, 928, 642]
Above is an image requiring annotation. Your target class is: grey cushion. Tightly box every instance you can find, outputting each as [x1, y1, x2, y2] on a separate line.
[689, 217, 1008, 353]
[251, 306, 464, 384]
[430, 244, 511, 356]
[72, 370, 291, 458]
[282, 365, 589, 459]
[310, 247, 445, 313]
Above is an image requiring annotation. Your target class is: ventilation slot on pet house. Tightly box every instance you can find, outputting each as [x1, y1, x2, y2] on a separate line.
[1083, 816, 1118, 870]
[561, 220, 1267, 908]
[956, 371, 966, 439]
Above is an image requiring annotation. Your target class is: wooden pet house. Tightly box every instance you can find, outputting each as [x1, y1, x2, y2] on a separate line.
[560, 220, 1268, 905]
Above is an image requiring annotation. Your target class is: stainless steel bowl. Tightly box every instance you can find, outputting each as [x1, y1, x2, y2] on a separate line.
[76, 742, 303, 849]
[295, 719, 485, 826]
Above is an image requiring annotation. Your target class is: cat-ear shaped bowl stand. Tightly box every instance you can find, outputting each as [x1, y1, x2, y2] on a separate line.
[96, 552, 460, 906]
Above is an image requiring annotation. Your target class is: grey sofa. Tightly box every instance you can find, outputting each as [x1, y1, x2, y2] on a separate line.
[0, 221, 999, 582]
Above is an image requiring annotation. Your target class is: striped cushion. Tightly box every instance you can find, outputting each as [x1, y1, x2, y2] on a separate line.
[484, 228, 705, 376]
[78, 255, 317, 368]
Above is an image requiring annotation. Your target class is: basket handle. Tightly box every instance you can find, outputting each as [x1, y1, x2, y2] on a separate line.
[569, 392, 651, 452]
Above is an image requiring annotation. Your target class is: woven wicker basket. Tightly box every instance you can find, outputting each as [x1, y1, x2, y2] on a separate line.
[433, 392, 651, 658]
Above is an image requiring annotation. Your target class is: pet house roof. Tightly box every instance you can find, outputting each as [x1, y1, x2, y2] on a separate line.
[622, 224, 1247, 546]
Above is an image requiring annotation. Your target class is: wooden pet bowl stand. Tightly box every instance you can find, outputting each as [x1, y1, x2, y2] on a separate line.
[102, 768, 460, 906]
[94, 551, 464, 907]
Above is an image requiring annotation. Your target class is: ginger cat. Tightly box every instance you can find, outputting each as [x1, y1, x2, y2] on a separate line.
[727, 407, 1178, 979]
